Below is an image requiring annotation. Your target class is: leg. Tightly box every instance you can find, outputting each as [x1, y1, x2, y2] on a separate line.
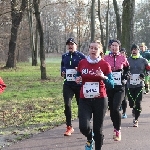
[93, 98, 108, 150]
[73, 86, 81, 117]
[79, 98, 92, 140]
[122, 84, 127, 114]
[63, 84, 74, 126]
[113, 90, 124, 131]
[134, 87, 143, 121]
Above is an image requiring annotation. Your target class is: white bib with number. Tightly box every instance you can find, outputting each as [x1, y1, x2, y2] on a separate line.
[130, 74, 141, 85]
[112, 72, 122, 85]
[83, 82, 99, 98]
[66, 69, 77, 81]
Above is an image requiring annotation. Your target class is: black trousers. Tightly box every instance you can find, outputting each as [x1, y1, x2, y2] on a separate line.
[127, 86, 143, 120]
[63, 84, 81, 126]
[79, 98, 108, 150]
[122, 84, 128, 114]
[107, 88, 125, 131]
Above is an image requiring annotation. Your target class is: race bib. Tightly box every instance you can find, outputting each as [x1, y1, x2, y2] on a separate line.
[112, 72, 122, 85]
[130, 74, 141, 85]
[83, 82, 99, 98]
[66, 69, 77, 81]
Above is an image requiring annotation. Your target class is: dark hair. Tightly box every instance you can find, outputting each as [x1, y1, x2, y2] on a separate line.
[131, 44, 139, 51]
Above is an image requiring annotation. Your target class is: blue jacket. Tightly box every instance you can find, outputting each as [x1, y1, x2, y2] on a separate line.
[61, 51, 85, 86]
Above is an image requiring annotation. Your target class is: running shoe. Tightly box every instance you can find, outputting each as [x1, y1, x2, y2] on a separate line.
[85, 140, 94, 150]
[133, 120, 138, 127]
[119, 106, 122, 111]
[132, 109, 135, 117]
[122, 113, 127, 119]
[114, 130, 121, 141]
[113, 129, 116, 139]
[64, 126, 74, 136]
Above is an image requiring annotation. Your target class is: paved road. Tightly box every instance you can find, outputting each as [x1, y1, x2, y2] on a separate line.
[3, 94, 150, 150]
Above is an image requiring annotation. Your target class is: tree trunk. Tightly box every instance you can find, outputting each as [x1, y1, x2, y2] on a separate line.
[98, 0, 104, 48]
[113, 0, 122, 40]
[122, 0, 135, 55]
[5, 0, 27, 68]
[33, 0, 47, 79]
[27, 0, 38, 66]
[91, 0, 95, 41]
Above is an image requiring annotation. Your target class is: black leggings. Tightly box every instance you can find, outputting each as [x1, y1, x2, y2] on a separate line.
[122, 84, 127, 114]
[63, 84, 81, 126]
[107, 88, 124, 131]
[127, 86, 143, 120]
[79, 98, 108, 150]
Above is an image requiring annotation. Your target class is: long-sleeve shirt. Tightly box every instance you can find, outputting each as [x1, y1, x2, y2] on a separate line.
[127, 56, 150, 88]
[0, 77, 6, 94]
[61, 51, 85, 86]
[77, 58, 114, 98]
[104, 53, 130, 89]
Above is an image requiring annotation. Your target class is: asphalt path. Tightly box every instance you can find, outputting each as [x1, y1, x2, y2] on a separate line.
[3, 94, 150, 150]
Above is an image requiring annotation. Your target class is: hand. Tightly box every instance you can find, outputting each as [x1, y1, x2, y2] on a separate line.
[75, 76, 82, 84]
[61, 71, 66, 77]
[139, 73, 145, 80]
[75, 67, 78, 71]
[95, 68, 105, 79]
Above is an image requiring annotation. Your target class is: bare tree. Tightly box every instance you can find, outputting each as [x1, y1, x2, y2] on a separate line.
[33, 0, 46, 79]
[5, 0, 27, 68]
[27, 0, 38, 66]
[122, 0, 135, 55]
[113, 0, 122, 40]
[91, 0, 96, 41]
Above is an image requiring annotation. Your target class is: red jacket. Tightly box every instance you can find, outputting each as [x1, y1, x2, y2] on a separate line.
[0, 77, 6, 94]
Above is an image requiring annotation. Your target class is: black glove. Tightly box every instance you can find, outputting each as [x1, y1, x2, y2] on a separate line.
[139, 73, 145, 79]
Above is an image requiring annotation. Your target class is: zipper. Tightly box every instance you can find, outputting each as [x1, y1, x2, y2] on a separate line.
[70, 54, 72, 65]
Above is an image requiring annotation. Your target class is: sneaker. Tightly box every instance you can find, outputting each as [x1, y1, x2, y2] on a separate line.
[85, 140, 94, 150]
[132, 109, 135, 117]
[64, 126, 74, 136]
[144, 91, 149, 94]
[133, 120, 138, 127]
[122, 113, 127, 119]
[113, 129, 116, 139]
[114, 130, 121, 141]
[119, 106, 122, 111]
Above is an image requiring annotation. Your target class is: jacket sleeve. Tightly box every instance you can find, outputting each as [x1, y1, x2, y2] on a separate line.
[0, 77, 6, 94]
[61, 55, 65, 77]
[104, 73, 114, 89]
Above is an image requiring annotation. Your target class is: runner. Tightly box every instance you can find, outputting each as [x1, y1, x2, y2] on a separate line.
[104, 40, 130, 141]
[75, 40, 114, 150]
[139, 42, 150, 94]
[61, 37, 85, 136]
[127, 44, 150, 127]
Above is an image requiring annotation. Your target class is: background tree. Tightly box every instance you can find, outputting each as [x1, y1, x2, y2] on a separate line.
[5, 0, 27, 68]
[122, 0, 135, 55]
[33, 0, 46, 79]
[90, 0, 96, 41]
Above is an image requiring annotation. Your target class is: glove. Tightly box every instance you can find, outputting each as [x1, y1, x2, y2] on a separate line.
[139, 73, 145, 79]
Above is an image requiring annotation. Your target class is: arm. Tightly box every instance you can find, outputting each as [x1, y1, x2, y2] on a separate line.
[104, 73, 114, 89]
[61, 55, 65, 77]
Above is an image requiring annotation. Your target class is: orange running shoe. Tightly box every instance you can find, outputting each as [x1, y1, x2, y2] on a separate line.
[64, 126, 74, 136]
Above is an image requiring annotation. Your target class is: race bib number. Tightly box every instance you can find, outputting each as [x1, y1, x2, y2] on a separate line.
[130, 74, 141, 85]
[112, 72, 122, 85]
[83, 82, 99, 98]
[66, 69, 77, 81]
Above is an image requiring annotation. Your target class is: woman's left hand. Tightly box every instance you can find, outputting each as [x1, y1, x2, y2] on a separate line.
[95, 68, 105, 79]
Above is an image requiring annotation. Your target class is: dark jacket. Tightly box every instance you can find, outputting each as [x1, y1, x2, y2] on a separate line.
[61, 51, 85, 86]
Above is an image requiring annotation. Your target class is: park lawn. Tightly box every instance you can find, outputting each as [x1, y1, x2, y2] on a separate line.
[0, 60, 78, 142]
